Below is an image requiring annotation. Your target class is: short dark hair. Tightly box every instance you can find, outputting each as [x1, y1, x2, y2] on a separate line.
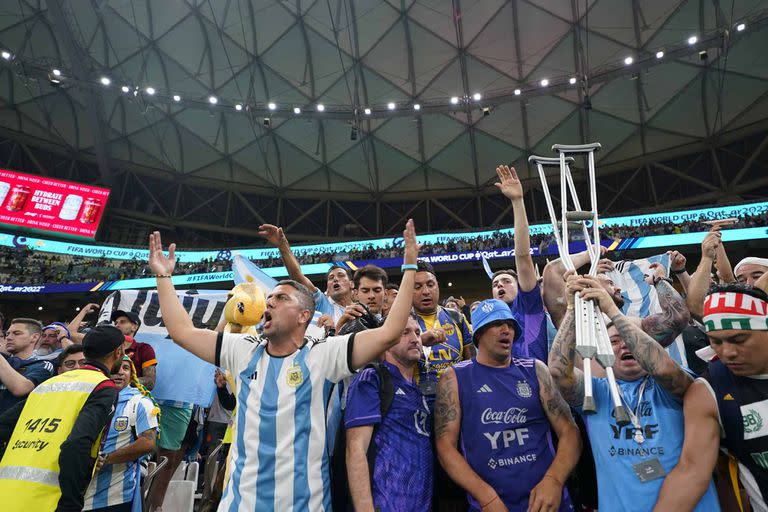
[386, 283, 399, 291]
[416, 261, 436, 276]
[707, 282, 768, 302]
[9, 318, 43, 336]
[353, 265, 388, 288]
[275, 279, 316, 322]
[492, 269, 518, 281]
[326, 265, 353, 282]
[57, 344, 84, 366]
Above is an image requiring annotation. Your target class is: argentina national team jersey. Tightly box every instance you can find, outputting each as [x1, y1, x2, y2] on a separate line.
[216, 330, 356, 511]
[83, 387, 158, 511]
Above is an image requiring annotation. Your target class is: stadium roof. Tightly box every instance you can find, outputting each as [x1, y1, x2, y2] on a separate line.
[0, 1, 767, 243]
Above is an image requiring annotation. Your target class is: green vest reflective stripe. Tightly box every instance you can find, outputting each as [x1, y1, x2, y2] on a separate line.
[0, 368, 109, 512]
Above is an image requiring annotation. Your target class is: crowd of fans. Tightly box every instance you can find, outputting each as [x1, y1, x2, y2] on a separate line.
[1, 207, 766, 286]
[1, 165, 768, 511]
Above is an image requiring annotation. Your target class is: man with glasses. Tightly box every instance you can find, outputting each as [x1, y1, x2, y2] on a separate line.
[57, 345, 86, 374]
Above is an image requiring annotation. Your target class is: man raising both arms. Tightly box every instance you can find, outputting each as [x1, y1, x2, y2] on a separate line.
[148, 219, 420, 511]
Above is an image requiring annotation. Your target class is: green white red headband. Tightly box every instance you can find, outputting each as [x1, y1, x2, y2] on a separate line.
[703, 291, 768, 332]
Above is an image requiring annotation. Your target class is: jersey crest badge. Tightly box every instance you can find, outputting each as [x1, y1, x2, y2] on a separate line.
[114, 416, 129, 432]
[516, 380, 532, 398]
[286, 364, 304, 388]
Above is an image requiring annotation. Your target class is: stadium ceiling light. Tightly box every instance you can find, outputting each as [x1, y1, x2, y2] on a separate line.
[208, 95, 218, 105]
[540, 79, 549, 87]
[413, 103, 421, 111]
[514, 88, 521, 96]
[450, 96, 459, 104]
[100, 76, 111, 86]
[316, 103, 325, 112]
[268, 102, 276, 110]
[736, 23, 746, 32]
[121, 85, 130, 93]
[688, 35, 698, 45]
[472, 92, 482, 101]
[38, 306, 43, 311]
[364, 107, 371, 115]
[569, 77, 577, 85]
[623, 56, 633, 65]
[173, 94, 181, 102]
[387, 102, 396, 110]
[293, 106, 301, 114]
[235, 103, 243, 111]
[1, 51, 11, 60]
[656, 50, 664, 59]
[145, 86, 156, 95]
[52, 68, 62, 77]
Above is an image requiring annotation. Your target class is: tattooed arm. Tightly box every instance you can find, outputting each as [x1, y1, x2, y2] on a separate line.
[547, 306, 585, 408]
[530, 360, 581, 511]
[579, 276, 693, 400]
[640, 277, 691, 348]
[434, 368, 500, 509]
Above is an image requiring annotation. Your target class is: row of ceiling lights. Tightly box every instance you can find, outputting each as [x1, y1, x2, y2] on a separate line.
[0, 23, 749, 116]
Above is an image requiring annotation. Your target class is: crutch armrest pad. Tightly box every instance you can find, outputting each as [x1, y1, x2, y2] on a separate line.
[552, 142, 602, 153]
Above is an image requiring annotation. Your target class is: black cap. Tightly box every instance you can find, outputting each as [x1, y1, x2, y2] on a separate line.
[110, 310, 141, 327]
[82, 325, 125, 358]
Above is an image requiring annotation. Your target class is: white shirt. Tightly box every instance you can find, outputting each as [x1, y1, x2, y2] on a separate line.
[216, 331, 355, 511]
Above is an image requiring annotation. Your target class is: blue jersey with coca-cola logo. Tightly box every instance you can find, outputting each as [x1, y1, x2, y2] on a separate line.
[453, 358, 572, 512]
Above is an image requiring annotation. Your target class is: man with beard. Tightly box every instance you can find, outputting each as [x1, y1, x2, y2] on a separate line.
[258, 224, 354, 330]
[0, 325, 123, 512]
[548, 276, 719, 511]
[490, 165, 548, 363]
[654, 284, 768, 511]
[345, 316, 433, 512]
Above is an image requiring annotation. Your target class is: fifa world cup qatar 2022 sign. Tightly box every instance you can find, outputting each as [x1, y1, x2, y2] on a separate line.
[0, 168, 110, 239]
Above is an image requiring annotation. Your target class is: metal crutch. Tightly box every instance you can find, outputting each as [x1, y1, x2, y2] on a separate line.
[552, 142, 629, 426]
[529, 154, 599, 414]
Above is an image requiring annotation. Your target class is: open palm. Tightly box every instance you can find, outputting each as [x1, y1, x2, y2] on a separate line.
[494, 165, 523, 201]
[148, 231, 176, 275]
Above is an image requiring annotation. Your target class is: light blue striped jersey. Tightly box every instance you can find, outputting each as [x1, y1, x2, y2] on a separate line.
[83, 387, 158, 511]
[216, 331, 355, 512]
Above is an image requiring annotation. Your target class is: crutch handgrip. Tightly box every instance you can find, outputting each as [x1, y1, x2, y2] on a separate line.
[552, 142, 602, 153]
[565, 211, 594, 221]
[528, 155, 575, 165]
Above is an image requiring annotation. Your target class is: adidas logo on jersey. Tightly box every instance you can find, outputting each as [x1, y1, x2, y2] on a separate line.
[477, 384, 493, 393]
[723, 394, 735, 401]
[395, 388, 406, 396]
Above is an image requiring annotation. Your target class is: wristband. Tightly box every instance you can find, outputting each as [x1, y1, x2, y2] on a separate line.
[653, 276, 673, 286]
[670, 268, 686, 275]
[401, 264, 418, 272]
[154, 274, 173, 279]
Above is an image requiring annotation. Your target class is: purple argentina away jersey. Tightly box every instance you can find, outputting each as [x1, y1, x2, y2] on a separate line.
[345, 361, 433, 512]
[453, 358, 572, 512]
[510, 282, 548, 363]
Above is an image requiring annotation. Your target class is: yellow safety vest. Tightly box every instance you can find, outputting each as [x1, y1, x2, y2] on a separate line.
[0, 368, 109, 512]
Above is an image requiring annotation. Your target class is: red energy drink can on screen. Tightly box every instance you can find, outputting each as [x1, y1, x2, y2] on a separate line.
[79, 198, 101, 223]
[6, 185, 30, 211]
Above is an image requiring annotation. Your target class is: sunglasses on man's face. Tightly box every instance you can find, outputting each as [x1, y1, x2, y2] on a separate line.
[62, 359, 86, 369]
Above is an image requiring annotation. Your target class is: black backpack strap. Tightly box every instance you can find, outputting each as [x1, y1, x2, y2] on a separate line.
[374, 363, 394, 419]
[707, 360, 746, 457]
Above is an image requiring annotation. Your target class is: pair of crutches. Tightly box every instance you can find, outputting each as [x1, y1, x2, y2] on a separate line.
[529, 143, 630, 426]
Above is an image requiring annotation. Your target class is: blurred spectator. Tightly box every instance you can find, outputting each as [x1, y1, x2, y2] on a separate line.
[82, 357, 158, 512]
[111, 311, 156, 390]
[0, 318, 54, 414]
[734, 257, 768, 286]
[381, 283, 399, 317]
[57, 344, 86, 374]
[37, 322, 73, 357]
[0, 312, 6, 355]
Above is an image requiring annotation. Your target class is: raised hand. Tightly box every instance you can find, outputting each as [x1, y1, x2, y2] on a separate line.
[668, 250, 686, 272]
[403, 218, 419, 265]
[494, 165, 524, 201]
[148, 231, 176, 276]
[258, 224, 288, 248]
[578, 275, 620, 316]
[644, 262, 667, 285]
[701, 227, 722, 260]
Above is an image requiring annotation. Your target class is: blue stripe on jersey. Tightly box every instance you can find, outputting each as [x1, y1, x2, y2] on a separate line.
[293, 348, 311, 510]
[321, 379, 335, 512]
[93, 412, 120, 509]
[227, 344, 266, 512]
[255, 357, 284, 510]
[627, 264, 652, 317]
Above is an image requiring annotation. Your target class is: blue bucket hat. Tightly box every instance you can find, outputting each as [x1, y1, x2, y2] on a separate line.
[471, 299, 522, 346]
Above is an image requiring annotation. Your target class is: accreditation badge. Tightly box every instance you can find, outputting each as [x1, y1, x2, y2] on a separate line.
[286, 364, 304, 388]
